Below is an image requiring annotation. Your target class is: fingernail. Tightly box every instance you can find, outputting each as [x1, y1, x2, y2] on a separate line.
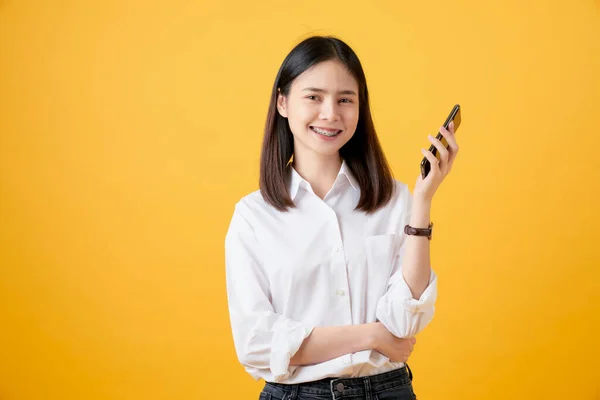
[427, 135, 433, 139]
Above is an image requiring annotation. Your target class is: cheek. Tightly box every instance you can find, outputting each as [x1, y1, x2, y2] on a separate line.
[285, 107, 310, 134]
[290, 104, 316, 126]
[343, 108, 360, 126]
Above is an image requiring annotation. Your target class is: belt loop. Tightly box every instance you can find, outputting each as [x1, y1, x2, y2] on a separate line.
[406, 363, 413, 381]
[363, 376, 373, 399]
[288, 384, 299, 400]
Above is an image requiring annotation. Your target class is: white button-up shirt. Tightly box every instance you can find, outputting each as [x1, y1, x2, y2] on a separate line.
[225, 160, 437, 384]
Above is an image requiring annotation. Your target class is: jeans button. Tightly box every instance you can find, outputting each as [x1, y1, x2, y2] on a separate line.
[336, 382, 345, 392]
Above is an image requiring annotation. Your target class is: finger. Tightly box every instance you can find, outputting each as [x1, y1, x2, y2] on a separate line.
[428, 135, 450, 164]
[448, 120, 455, 135]
[420, 148, 440, 175]
[439, 126, 460, 155]
[412, 338, 417, 344]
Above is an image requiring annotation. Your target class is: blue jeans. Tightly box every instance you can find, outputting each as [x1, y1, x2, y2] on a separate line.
[259, 364, 417, 400]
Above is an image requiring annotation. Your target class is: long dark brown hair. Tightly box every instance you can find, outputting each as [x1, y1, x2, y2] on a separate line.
[259, 35, 395, 213]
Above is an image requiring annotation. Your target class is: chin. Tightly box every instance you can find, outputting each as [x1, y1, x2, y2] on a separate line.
[314, 148, 343, 157]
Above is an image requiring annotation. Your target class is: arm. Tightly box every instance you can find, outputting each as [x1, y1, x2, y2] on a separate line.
[375, 187, 438, 338]
[226, 202, 314, 382]
[290, 323, 379, 366]
[402, 195, 433, 299]
[292, 322, 417, 366]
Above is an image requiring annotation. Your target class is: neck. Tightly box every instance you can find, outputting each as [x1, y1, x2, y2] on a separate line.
[292, 152, 343, 199]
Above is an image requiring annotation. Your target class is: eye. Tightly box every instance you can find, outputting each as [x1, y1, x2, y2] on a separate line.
[340, 98, 352, 103]
[307, 95, 319, 101]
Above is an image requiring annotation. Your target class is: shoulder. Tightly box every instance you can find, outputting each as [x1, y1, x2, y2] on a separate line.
[233, 189, 268, 214]
[228, 189, 275, 229]
[365, 179, 413, 234]
[388, 179, 412, 211]
[392, 179, 411, 200]
[366, 179, 412, 223]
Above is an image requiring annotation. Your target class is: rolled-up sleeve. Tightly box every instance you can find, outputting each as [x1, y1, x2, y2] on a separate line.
[375, 187, 438, 338]
[225, 201, 315, 382]
[375, 264, 437, 338]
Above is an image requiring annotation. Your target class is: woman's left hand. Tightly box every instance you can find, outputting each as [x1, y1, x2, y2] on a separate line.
[414, 121, 460, 202]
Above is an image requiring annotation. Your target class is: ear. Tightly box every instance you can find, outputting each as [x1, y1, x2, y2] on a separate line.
[276, 89, 288, 118]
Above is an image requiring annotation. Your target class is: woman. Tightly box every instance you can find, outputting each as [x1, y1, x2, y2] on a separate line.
[225, 35, 459, 400]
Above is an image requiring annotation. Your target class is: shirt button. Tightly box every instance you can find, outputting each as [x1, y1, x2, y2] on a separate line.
[336, 289, 345, 296]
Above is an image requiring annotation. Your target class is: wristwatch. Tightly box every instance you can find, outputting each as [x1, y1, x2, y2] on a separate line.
[404, 222, 434, 240]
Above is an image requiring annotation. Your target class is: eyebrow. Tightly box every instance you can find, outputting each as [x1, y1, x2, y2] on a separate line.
[302, 87, 357, 96]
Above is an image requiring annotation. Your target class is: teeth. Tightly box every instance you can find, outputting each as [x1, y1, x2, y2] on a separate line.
[312, 127, 340, 137]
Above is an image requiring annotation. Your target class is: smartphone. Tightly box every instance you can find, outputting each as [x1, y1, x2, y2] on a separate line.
[420, 104, 462, 179]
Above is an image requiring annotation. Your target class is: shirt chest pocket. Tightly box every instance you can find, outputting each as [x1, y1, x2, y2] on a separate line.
[364, 233, 403, 278]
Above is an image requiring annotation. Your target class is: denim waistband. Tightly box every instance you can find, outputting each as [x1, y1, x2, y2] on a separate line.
[264, 364, 413, 399]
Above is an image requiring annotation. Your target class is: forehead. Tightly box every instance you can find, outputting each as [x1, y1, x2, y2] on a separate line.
[291, 60, 358, 91]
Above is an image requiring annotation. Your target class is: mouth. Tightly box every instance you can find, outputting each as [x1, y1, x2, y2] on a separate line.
[310, 126, 343, 137]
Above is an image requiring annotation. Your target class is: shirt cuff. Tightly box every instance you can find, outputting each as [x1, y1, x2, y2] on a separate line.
[398, 268, 438, 313]
[376, 268, 438, 338]
[269, 319, 315, 382]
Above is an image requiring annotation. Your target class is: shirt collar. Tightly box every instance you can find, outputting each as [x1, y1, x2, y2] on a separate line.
[288, 159, 359, 200]
[338, 159, 360, 192]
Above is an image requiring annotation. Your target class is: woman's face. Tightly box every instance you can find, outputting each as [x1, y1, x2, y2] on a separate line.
[277, 60, 360, 158]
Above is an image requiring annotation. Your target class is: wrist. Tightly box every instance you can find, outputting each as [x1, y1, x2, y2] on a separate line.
[412, 194, 432, 209]
[410, 199, 432, 229]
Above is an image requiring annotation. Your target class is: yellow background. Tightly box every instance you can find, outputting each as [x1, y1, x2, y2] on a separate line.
[1, 0, 599, 399]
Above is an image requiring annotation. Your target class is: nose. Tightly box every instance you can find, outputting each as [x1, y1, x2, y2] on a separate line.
[318, 99, 339, 121]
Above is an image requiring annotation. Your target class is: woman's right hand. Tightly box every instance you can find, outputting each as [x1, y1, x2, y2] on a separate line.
[372, 322, 416, 363]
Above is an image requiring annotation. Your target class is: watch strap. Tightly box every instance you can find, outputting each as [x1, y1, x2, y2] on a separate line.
[404, 222, 434, 240]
